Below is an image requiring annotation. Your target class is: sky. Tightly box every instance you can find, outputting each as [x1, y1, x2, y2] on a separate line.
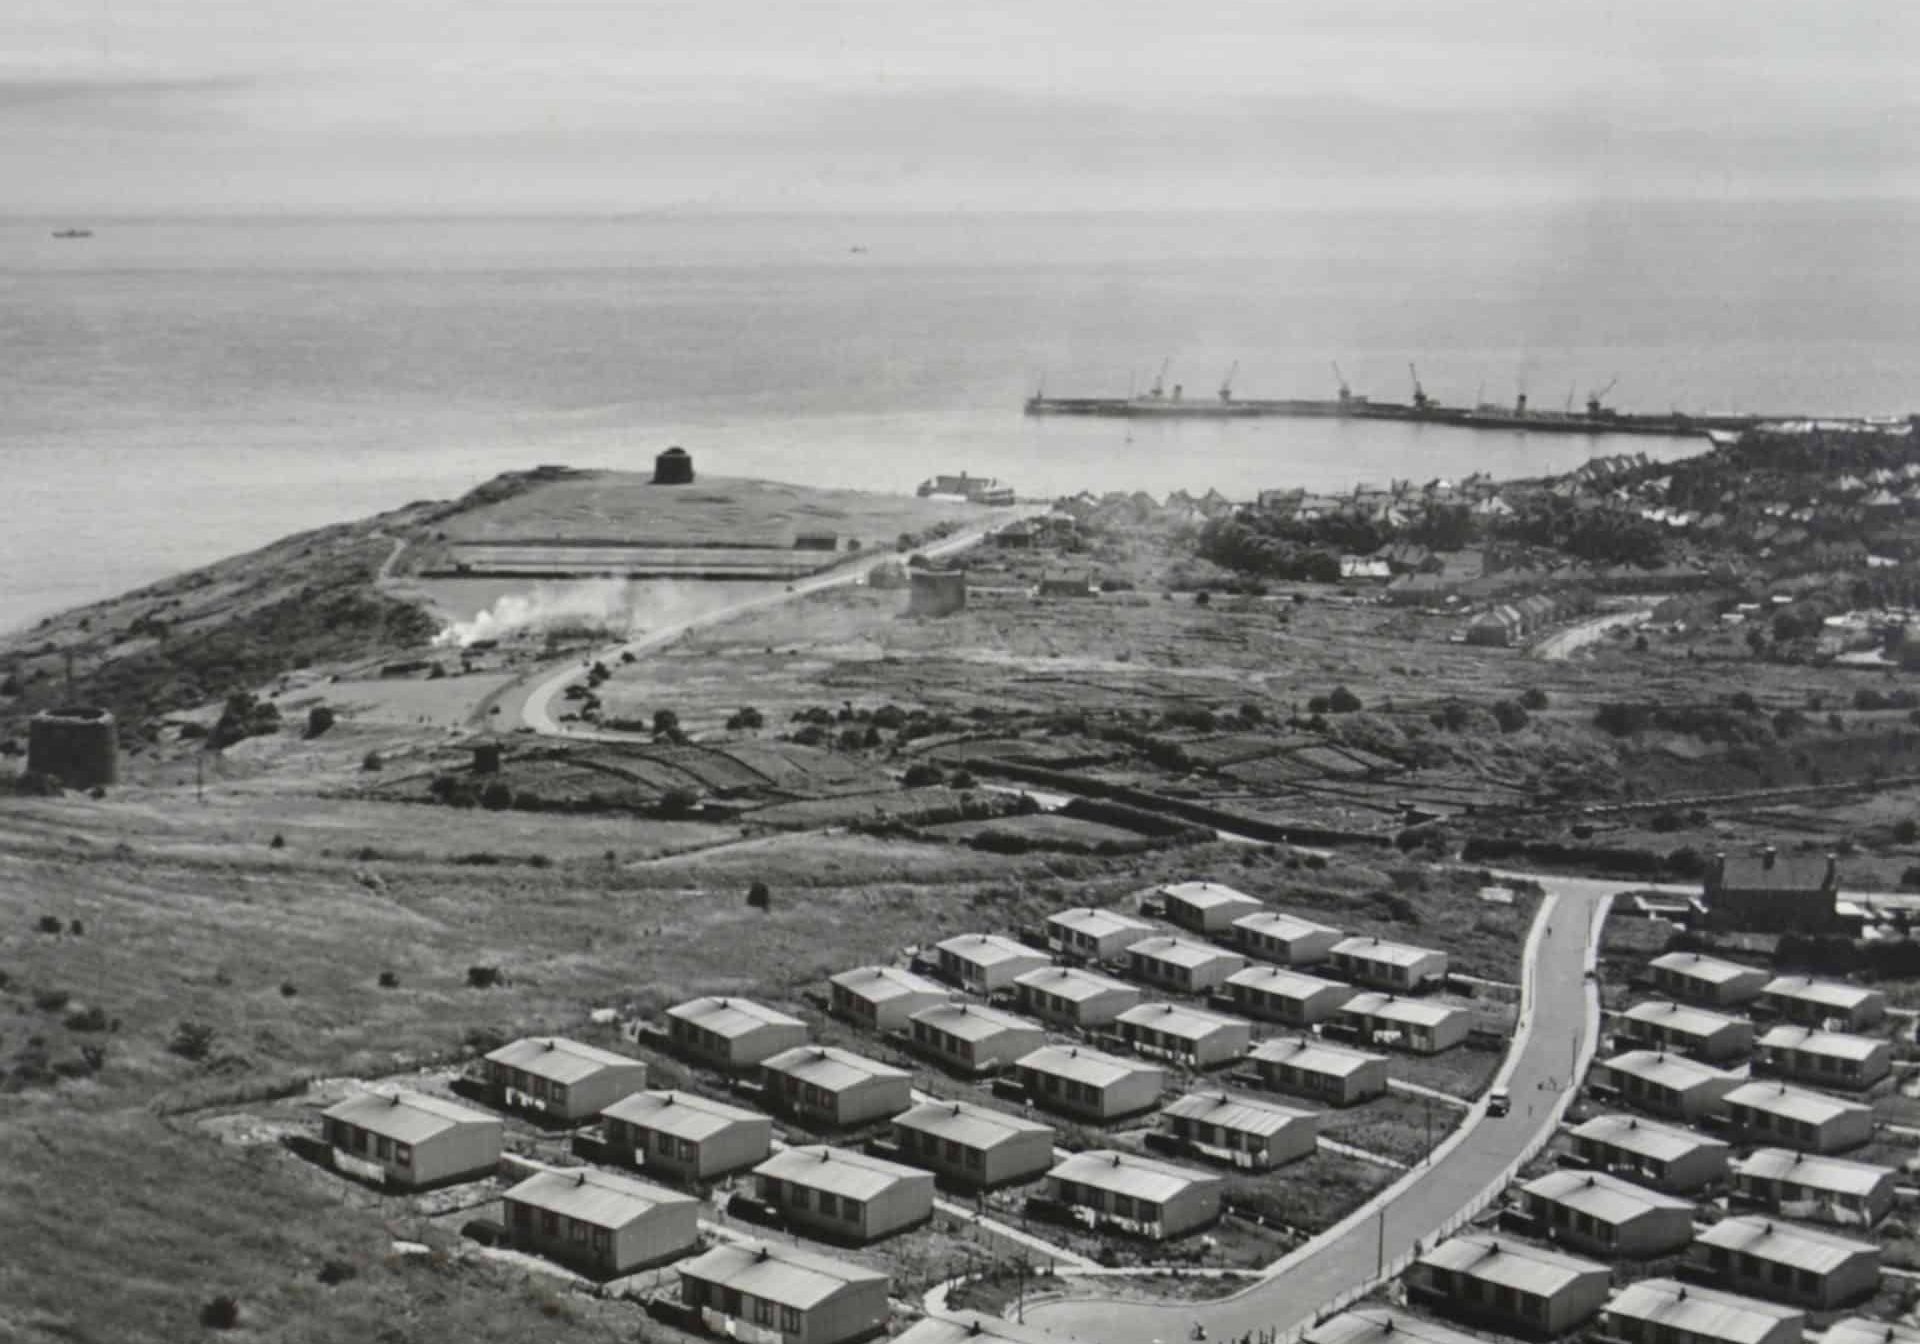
[3, 1, 1916, 213]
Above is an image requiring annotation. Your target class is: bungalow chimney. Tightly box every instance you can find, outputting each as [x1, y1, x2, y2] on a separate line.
[1762, 846, 1777, 870]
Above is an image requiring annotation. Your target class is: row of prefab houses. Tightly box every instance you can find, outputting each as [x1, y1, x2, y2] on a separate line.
[1372, 946, 1909, 1344]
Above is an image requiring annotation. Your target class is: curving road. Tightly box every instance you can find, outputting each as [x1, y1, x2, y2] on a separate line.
[1021, 874, 1618, 1344]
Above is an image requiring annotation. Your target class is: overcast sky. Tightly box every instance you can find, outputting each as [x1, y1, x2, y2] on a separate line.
[4, 1, 1915, 212]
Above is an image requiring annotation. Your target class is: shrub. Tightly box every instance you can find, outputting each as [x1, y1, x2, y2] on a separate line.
[1306, 695, 1331, 715]
[34, 989, 71, 1012]
[169, 1021, 217, 1061]
[466, 966, 501, 989]
[14, 770, 62, 796]
[902, 762, 945, 788]
[36, 915, 62, 935]
[1327, 686, 1362, 714]
[377, 971, 399, 988]
[65, 1005, 110, 1032]
[726, 706, 765, 731]
[210, 691, 281, 750]
[279, 982, 298, 998]
[656, 787, 698, 819]
[1491, 700, 1529, 733]
[304, 705, 336, 739]
[1896, 819, 1919, 845]
[360, 750, 384, 771]
[948, 769, 977, 789]
[746, 881, 771, 910]
[480, 779, 514, 810]
[199, 1296, 240, 1330]
[269, 833, 286, 850]
[1518, 687, 1550, 710]
[67, 918, 83, 935]
[653, 709, 680, 737]
[1902, 866, 1920, 890]
[318, 1261, 357, 1287]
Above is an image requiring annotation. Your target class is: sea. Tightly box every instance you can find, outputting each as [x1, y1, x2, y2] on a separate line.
[4, 201, 1918, 633]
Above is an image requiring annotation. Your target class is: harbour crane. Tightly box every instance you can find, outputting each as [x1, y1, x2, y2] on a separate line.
[1585, 376, 1619, 418]
[1148, 357, 1171, 400]
[1408, 362, 1430, 411]
[1218, 362, 1238, 403]
[1332, 361, 1352, 404]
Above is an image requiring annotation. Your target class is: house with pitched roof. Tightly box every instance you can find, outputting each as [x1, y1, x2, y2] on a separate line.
[1232, 910, 1342, 966]
[1045, 907, 1157, 963]
[1731, 1148, 1895, 1228]
[1158, 1091, 1316, 1171]
[1648, 952, 1768, 1008]
[1602, 1279, 1803, 1344]
[934, 934, 1051, 993]
[483, 1036, 649, 1122]
[829, 966, 949, 1032]
[1568, 1113, 1729, 1193]
[1045, 1150, 1222, 1240]
[753, 1146, 934, 1244]
[678, 1242, 889, 1344]
[1759, 977, 1885, 1032]
[1617, 1000, 1755, 1063]
[320, 1089, 503, 1189]
[666, 996, 809, 1070]
[1249, 1036, 1389, 1106]
[600, 1089, 772, 1182]
[1692, 1215, 1880, 1310]
[1016, 1044, 1165, 1121]
[1409, 1233, 1611, 1337]
[1157, 881, 1264, 935]
[890, 1099, 1055, 1190]
[1705, 849, 1842, 933]
[907, 1002, 1045, 1076]
[504, 1165, 699, 1274]
[1115, 1002, 1253, 1069]
[1014, 965, 1141, 1028]
[1226, 965, 1355, 1026]
[1593, 1050, 1741, 1122]
[761, 1046, 913, 1129]
[1334, 992, 1470, 1054]
[1126, 935, 1246, 994]
[1724, 1081, 1875, 1154]
[1519, 1169, 1696, 1258]
[1328, 936, 1448, 992]
[1753, 1025, 1891, 1091]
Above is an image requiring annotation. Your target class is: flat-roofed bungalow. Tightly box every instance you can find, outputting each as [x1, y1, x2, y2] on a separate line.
[762, 1046, 913, 1129]
[483, 1036, 649, 1122]
[1158, 1091, 1316, 1171]
[753, 1146, 935, 1244]
[1329, 936, 1448, 992]
[1731, 1148, 1894, 1228]
[320, 1089, 502, 1189]
[907, 1002, 1045, 1076]
[1305, 1308, 1493, 1344]
[890, 1099, 1054, 1190]
[1519, 1168, 1696, 1259]
[1116, 1002, 1253, 1069]
[1232, 910, 1342, 966]
[829, 966, 948, 1033]
[1569, 1113, 1730, 1193]
[1334, 991, 1471, 1054]
[1017, 1044, 1165, 1121]
[1753, 1025, 1891, 1091]
[1593, 1050, 1741, 1122]
[1692, 1215, 1880, 1310]
[934, 934, 1051, 993]
[1648, 952, 1768, 1008]
[1409, 1233, 1611, 1337]
[1602, 1278, 1804, 1344]
[1158, 881, 1265, 935]
[1126, 935, 1246, 994]
[1760, 977, 1886, 1032]
[1045, 907, 1156, 963]
[1249, 1036, 1389, 1107]
[679, 1241, 890, 1344]
[1014, 965, 1141, 1028]
[1723, 1081, 1875, 1154]
[601, 1089, 773, 1182]
[1827, 1320, 1920, 1344]
[1619, 1001, 1755, 1063]
[1046, 1149, 1223, 1241]
[1226, 965, 1355, 1027]
[666, 996, 809, 1071]
[504, 1166, 699, 1275]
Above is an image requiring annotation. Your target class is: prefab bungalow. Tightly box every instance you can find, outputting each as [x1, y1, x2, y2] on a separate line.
[828, 965, 949, 1033]
[1232, 910, 1342, 966]
[1753, 1025, 1892, 1091]
[1828, 1321, 1920, 1344]
[1592, 1050, 1740, 1122]
[753, 1146, 935, 1244]
[934, 934, 1051, 993]
[600, 1089, 773, 1183]
[1305, 1308, 1492, 1344]
[1334, 992, 1471, 1054]
[678, 1242, 890, 1344]
[761, 1046, 913, 1129]
[665, 996, 809, 1071]
[1126, 935, 1246, 994]
[1618, 1001, 1755, 1063]
[1045, 1149, 1223, 1241]
[1250, 1036, 1390, 1107]
[1328, 936, 1448, 992]
[1647, 952, 1769, 1008]
[1409, 1233, 1612, 1337]
[1692, 1215, 1880, 1310]
[503, 1166, 699, 1275]
[1518, 1168, 1696, 1259]
[895, 1315, 1075, 1344]
[1157, 881, 1264, 935]
[1759, 977, 1886, 1032]
[1226, 965, 1355, 1027]
[907, 1002, 1045, 1076]
[1158, 1091, 1317, 1171]
[1045, 906, 1157, 963]
[1116, 1002, 1253, 1069]
[1602, 1279, 1804, 1344]
[1568, 1113, 1730, 1194]
[1014, 965, 1141, 1028]
[320, 1089, 502, 1189]
[1731, 1148, 1895, 1228]
[1016, 1044, 1166, 1122]
[483, 1036, 649, 1123]
[1723, 1081, 1875, 1154]
[890, 1099, 1054, 1190]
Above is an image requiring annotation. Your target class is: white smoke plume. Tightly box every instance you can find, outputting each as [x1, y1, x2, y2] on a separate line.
[434, 578, 637, 648]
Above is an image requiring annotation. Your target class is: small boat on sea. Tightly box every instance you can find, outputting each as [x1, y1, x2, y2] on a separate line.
[51, 228, 94, 239]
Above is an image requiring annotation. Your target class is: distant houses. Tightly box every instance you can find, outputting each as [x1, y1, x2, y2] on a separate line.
[321, 1089, 502, 1189]
[600, 1089, 773, 1182]
[666, 997, 809, 1070]
[483, 1036, 648, 1122]
[1045, 1149, 1223, 1241]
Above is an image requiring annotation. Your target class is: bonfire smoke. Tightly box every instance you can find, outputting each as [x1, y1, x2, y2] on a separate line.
[434, 579, 637, 648]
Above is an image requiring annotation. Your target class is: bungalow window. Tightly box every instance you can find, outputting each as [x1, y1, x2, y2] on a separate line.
[679, 1138, 697, 1160]
[591, 1228, 609, 1256]
[1137, 1200, 1160, 1224]
[550, 1084, 568, 1107]
[532, 1077, 548, 1099]
[656, 1130, 675, 1154]
[512, 1202, 532, 1227]
[1113, 1195, 1136, 1220]
[754, 1297, 776, 1327]
[964, 1147, 983, 1170]
[353, 1126, 369, 1154]
[780, 1306, 802, 1333]
[570, 1219, 589, 1244]
[815, 1192, 837, 1218]
[393, 1142, 411, 1167]
[541, 1211, 560, 1237]
[789, 1186, 810, 1210]
[1769, 1262, 1790, 1287]
[944, 1140, 962, 1164]
[376, 1136, 392, 1160]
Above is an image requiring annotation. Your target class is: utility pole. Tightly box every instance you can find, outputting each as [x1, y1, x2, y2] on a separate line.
[1376, 1206, 1386, 1276]
[1425, 1095, 1434, 1161]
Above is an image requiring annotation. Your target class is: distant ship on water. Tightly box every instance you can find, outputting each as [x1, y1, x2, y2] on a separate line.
[51, 228, 94, 239]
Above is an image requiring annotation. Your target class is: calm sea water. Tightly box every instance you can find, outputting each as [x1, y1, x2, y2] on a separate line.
[4, 203, 1918, 632]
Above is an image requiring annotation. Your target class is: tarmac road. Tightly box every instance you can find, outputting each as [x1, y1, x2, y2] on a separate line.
[1020, 874, 1617, 1344]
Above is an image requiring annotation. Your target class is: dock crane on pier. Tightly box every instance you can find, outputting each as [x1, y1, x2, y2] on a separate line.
[1585, 377, 1619, 419]
[1332, 361, 1352, 406]
[1218, 362, 1238, 403]
[1148, 357, 1171, 400]
[1409, 362, 1430, 411]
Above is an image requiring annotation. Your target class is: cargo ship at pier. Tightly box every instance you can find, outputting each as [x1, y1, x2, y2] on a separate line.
[1025, 364, 1768, 441]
